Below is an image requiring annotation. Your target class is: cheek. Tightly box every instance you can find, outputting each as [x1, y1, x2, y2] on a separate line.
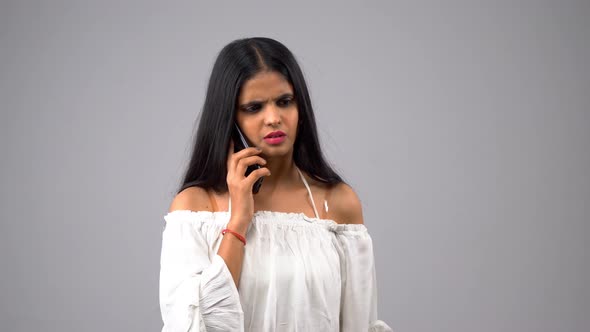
[235, 113, 245, 127]
[235, 116, 256, 140]
[291, 109, 299, 126]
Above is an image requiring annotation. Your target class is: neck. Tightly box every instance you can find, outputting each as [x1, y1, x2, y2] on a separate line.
[257, 152, 300, 195]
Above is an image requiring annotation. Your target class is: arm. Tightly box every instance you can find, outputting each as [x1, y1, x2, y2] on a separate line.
[328, 184, 393, 331]
[169, 187, 247, 288]
[160, 188, 244, 331]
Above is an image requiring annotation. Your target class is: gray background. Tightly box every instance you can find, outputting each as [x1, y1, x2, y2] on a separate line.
[1, 0, 588, 331]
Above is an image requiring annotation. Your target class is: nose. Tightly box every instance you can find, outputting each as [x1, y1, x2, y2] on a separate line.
[263, 104, 281, 127]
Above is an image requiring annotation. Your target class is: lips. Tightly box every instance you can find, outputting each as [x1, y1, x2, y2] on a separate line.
[264, 130, 286, 138]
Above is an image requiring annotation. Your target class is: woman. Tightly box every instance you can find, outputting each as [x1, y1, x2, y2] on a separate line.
[159, 37, 393, 332]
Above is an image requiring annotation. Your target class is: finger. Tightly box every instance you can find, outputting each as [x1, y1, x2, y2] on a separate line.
[232, 147, 263, 162]
[237, 146, 260, 154]
[245, 167, 271, 186]
[236, 156, 267, 176]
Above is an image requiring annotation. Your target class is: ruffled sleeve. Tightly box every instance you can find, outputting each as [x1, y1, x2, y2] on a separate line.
[159, 211, 244, 332]
[333, 224, 393, 332]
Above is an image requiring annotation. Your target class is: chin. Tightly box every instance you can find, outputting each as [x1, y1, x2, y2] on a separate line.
[261, 145, 292, 158]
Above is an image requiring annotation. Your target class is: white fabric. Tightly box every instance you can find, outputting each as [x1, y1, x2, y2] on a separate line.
[159, 214, 244, 332]
[159, 169, 393, 331]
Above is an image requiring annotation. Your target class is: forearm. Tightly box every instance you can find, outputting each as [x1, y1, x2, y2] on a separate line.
[216, 219, 248, 288]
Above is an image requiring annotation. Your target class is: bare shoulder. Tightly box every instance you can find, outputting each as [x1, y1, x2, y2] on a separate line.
[327, 182, 364, 225]
[168, 186, 214, 213]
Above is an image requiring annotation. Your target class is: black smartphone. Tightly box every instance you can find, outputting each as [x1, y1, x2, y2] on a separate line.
[232, 122, 264, 194]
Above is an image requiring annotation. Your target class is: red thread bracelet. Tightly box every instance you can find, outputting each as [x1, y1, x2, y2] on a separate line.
[221, 228, 246, 246]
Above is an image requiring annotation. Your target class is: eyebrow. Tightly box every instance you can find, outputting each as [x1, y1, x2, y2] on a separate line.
[239, 93, 294, 108]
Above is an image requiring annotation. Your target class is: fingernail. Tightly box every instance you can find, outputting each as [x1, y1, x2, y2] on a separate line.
[256, 147, 262, 151]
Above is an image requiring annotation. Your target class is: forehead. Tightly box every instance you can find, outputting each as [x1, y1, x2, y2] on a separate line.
[238, 71, 294, 103]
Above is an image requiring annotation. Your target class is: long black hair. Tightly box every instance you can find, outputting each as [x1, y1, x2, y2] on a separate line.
[177, 37, 346, 194]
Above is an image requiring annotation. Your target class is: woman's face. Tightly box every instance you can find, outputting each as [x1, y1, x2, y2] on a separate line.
[236, 71, 299, 159]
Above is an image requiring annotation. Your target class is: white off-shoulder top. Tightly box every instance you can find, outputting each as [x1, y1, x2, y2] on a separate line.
[159, 167, 393, 332]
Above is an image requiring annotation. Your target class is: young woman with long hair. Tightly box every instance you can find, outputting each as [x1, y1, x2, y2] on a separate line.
[159, 37, 392, 332]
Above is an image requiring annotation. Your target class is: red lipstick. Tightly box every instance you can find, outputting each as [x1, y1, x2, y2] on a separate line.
[263, 131, 286, 145]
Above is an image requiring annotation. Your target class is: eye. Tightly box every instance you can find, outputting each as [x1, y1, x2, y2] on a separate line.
[278, 98, 293, 107]
[243, 104, 261, 113]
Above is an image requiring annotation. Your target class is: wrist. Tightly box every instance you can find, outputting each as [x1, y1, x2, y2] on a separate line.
[227, 219, 249, 235]
[222, 228, 246, 246]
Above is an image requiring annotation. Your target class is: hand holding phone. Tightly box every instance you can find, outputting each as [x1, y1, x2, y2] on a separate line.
[231, 123, 265, 194]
